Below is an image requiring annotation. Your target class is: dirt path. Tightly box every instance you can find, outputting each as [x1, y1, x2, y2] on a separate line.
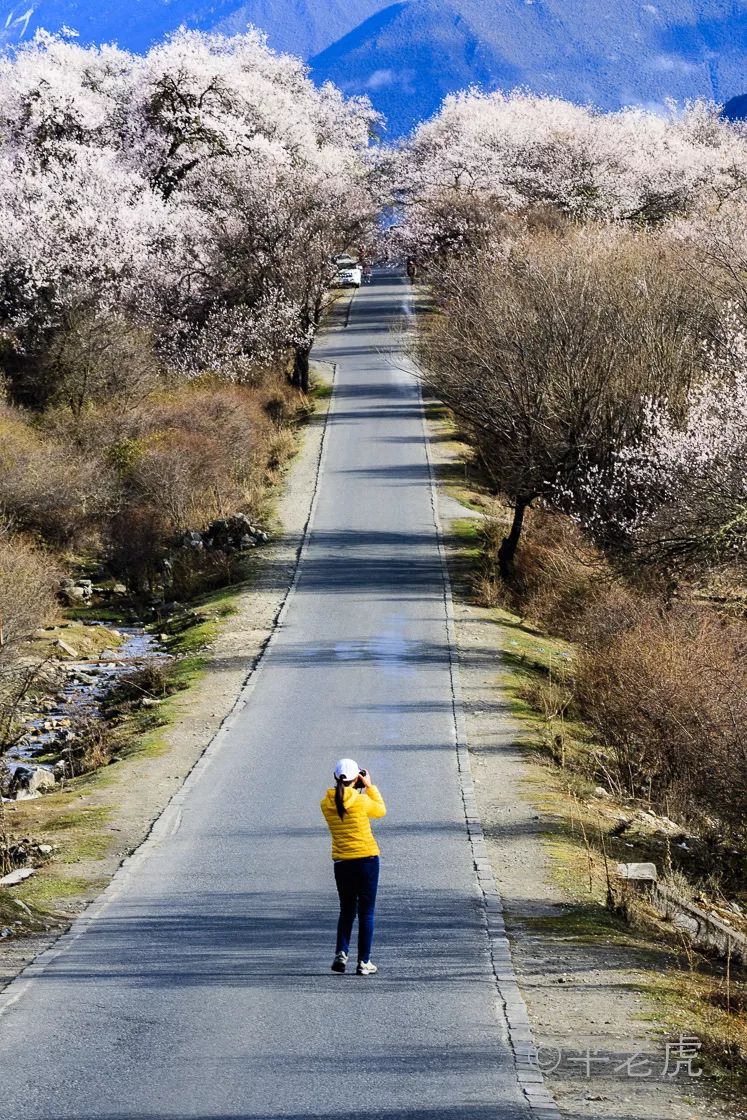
[430, 431, 742, 1120]
[0, 361, 334, 989]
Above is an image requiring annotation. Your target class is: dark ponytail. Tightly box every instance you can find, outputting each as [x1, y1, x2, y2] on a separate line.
[335, 775, 347, 819]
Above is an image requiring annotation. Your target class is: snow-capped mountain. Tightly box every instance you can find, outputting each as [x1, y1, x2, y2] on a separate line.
[2, 0, 747, 134]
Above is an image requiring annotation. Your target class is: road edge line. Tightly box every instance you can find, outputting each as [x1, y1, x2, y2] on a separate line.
[0, 360, 338, 1019]
[418, 388, 562, 1120]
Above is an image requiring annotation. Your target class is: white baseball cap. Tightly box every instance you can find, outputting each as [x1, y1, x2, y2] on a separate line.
[334, 758, 360, 781]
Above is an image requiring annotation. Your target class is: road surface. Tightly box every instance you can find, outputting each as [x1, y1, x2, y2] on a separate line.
[0, 272, 528, 1120]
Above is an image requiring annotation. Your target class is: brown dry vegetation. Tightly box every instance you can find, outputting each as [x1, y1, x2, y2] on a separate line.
[416, 220, 715, 577]
[1, 374, 299, 588]
[0, 533, 59, 740]
[419, 212, 747, 865]
[475, 506, 747, 864]
[0, 317, 306, 739]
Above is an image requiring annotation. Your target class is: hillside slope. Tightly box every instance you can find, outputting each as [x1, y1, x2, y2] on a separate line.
[0, 0, 387, 56]
[310, 0, 747, 134]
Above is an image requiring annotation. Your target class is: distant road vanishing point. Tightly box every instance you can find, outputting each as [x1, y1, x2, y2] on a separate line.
[0, 271, 534, 1120]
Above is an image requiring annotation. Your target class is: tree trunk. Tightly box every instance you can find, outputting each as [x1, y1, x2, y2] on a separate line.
[292, 345, 310, 394]
[497, 499, 528, 582]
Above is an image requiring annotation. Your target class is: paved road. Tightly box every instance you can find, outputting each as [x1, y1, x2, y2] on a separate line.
[0, 272, 527, 1120]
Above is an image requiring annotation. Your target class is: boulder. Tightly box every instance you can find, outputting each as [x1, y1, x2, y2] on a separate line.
[52, 639, 80, 659]
[59, 585, 87, 606]
[181, 530, 204, 550]
[616, 862, 657, 884]
[0, 868, 36, 887]
[58, 578, 93, 605]
[9, 766, 56, 798]
[180, 516, 268, 554]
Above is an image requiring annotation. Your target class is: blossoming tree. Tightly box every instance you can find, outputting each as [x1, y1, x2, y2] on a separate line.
[0, 28, 379, 400]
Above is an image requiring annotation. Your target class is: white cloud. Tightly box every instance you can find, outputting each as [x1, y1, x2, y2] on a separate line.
[649, 53, 699, 74]
[365, 69, 396, 90]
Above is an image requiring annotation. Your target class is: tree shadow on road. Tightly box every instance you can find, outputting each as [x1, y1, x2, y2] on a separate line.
[28, 886, 500, 994]
[68, 1109, 527, 1120]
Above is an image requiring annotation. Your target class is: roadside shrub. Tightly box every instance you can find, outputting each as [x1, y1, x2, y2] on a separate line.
[131, 429, 230, 529]
[504, 511, 611, 638]
[127, 383, 282, 522]
[40, 311, 160, 415]
[0, 533, 58, 663]
[417, 225, 713, 578]
[0, 404, 112, 547]
[0, 532, 59, 737]
[104, 658, 184, 714]
[575, 605, 747, 843]
[165, 547, 245, 601]
[59, 717, 121, 777]
[483, 509, 747, 844]
[107, 504, 170, 595]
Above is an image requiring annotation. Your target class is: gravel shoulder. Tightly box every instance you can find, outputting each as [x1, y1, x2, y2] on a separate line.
[427, 419, 743, 1120]
[0, 358, 335, 990]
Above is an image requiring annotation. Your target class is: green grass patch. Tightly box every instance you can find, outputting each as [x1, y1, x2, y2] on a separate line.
[16, 873, 108, 909]
[452, 516, 481, 553]
[62, 604, 137, 625]
[18, 804, 116, 865]
[44, 806, 111, 832]
[523, 902, 630, 943]
[642, 973, 747, 1097]
[167, 621, 218, 656]
[309, 377, 333, 402]
[58, 831, 112, 862]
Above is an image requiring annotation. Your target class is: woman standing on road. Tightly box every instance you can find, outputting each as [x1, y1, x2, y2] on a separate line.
[320, 759, 386, 976]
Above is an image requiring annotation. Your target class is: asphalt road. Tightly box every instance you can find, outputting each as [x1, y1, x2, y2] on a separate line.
[0, 272, 528, 1120]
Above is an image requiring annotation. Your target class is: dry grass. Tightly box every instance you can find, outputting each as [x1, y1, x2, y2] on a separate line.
[576, 605, 747, 844]
[475, 506, 747, 852]
[103, 658, 185, 715]
[1, 372, 302, 600]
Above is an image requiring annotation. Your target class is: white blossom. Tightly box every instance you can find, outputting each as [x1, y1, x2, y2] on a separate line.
[395, 90, 747, 258]
[0, 29, 379, 378]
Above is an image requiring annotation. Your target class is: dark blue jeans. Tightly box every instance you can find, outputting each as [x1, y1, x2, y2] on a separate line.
[334, 855, 380, 962]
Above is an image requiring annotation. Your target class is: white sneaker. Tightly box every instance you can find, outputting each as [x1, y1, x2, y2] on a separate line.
[331, 951, 348, 973]
[356, 960, 378, 976]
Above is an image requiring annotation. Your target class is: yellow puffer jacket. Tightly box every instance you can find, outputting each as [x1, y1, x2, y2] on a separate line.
[320, 784, 386, 861]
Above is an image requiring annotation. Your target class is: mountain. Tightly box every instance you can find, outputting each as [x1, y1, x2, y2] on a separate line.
[0, 0, 389, 57]
[310, 0, 521, 134]
[723, 93, 747, 120]
[2, 0, 747, 134]
[310, 0, 747, 135]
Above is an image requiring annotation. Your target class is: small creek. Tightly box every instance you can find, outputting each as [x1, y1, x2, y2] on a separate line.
[4, 624, 167, 779]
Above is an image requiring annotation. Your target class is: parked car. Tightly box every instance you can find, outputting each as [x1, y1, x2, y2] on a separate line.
[334, 266, 362, 287]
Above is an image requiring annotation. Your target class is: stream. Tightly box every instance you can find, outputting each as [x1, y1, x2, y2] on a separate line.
[3, 624, 167, 786]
